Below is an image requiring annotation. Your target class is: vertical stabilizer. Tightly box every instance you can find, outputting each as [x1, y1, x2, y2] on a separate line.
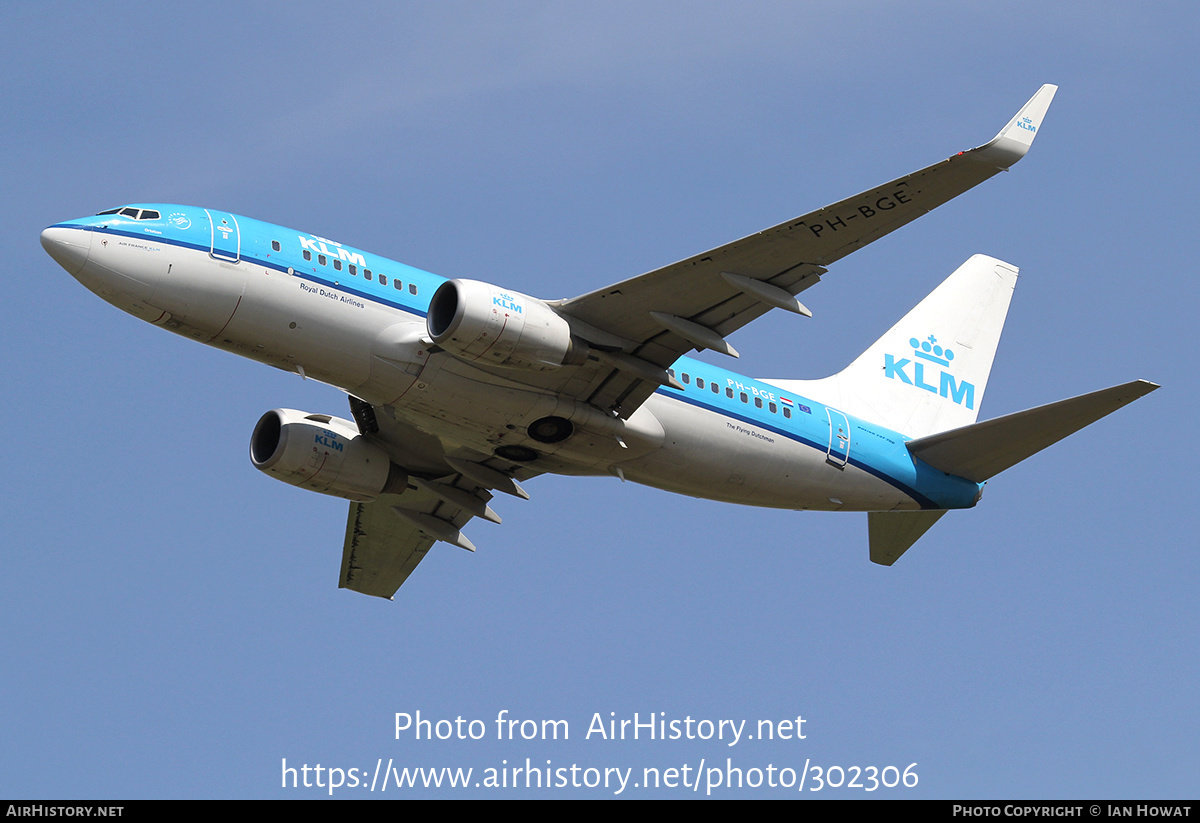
[765, 255, 1017, 437]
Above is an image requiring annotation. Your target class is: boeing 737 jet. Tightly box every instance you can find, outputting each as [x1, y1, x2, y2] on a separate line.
[41, 85, 1157, 599]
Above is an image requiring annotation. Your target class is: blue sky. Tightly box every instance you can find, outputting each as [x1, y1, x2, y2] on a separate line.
[3, 2, 1196, 798]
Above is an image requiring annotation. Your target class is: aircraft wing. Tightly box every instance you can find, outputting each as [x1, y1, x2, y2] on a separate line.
[338, 397, 530, 598]
[340, 494, 436, 597]
[339, 86, 1057, 594]
[554, 85, 1057, 417]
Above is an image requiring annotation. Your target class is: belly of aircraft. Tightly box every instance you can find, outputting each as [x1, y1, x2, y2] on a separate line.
[613, 395, 921, 512]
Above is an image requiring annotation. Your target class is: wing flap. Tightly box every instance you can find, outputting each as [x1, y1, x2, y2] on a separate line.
[337, 398, 534, 599]
[338, 475, 497, 598]
[340, 494, 435, 598]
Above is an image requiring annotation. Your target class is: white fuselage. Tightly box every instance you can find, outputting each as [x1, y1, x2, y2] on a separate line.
[43, 210, 979, 515]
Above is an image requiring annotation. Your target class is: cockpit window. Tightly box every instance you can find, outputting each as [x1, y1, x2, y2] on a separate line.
[96, 207, 161, 220]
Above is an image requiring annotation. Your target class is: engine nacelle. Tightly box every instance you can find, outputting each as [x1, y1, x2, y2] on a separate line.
[249, 409, 406, 501]
[427, 279, 582, 370]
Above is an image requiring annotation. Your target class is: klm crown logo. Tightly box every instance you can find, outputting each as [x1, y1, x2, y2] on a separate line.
[912, 334, 954, 366]
[884, 333, 975, 408]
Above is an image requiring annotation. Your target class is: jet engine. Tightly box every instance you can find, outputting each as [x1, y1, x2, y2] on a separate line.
[427, 279, 585, 370]
[249, 409, 407, 501]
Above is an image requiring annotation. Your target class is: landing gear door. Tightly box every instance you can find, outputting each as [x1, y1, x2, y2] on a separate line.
[205, 209, 241, 263]
[826, 408, 850, 468]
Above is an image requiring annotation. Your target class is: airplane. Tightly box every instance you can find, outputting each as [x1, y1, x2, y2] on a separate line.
[40, 84, 1158, 599]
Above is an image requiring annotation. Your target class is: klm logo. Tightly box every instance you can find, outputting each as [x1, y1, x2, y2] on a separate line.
[884, 334, 975, 409]
[314, 430, 345, 452]
[493, 292, 523, 313]
[1016, 116, 1037, 133]
[298, 235, 367, 268]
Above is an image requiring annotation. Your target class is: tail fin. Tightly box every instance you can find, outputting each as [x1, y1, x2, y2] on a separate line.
[766, 254, 1017, 437]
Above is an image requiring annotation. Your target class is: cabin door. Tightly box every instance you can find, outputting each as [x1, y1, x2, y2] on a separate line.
[826, 408, 850, 468]
[205, 209, 241, 262]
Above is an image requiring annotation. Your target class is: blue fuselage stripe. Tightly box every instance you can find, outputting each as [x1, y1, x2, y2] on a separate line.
[60, 222, 432, 318]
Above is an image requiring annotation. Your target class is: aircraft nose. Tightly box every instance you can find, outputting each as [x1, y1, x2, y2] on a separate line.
[40, 226, 92, 275]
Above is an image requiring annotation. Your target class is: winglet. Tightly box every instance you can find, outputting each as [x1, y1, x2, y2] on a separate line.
[969, 84, 1058, 169]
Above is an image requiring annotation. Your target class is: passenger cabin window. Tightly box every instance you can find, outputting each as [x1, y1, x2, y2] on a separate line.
[394, 279, 403, 290]
[271, 241, 281, 252]
[740, 393, 748, 403]
[711, 382, 719, 394]
[783, 407, 792, 419]
[696, 378, 705, 389]
[379, 274, 388, 286]
[334, 259, 342, 271]
[349, 264, 357, 275]
[409, 283, 418, 295]
[364, 269, 373, 281]
[303, 250, 312, 261]
[726, 388, 734, 398]
[769, 402, 777, 413]
[318, 254, 327, 266]
[754, 397, 763, 409]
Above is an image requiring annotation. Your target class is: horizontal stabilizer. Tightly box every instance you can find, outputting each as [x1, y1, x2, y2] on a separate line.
[906, 380, 1159, 483]
[869, 510, 947, 565]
